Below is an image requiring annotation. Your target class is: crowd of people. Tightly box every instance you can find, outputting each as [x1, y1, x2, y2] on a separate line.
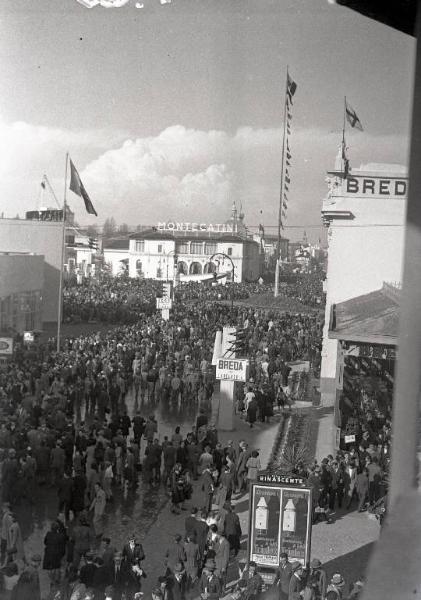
[0, 265, 382, 600]
[62, 278, 161, 324]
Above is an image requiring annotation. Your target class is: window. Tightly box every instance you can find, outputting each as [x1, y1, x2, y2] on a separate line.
[158, 244, 163, 253]
[135, 241, 145, 252]
[190, 242, 203, 254]
[175, 241, 189, 254]
[204, 242, 217, 255]
[136, 260, 143, 277]
[227, 247, 233, 256]
[156, 266, 163, 278]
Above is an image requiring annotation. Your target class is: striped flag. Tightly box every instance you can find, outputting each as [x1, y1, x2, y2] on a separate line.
[69, 159, 98, 216]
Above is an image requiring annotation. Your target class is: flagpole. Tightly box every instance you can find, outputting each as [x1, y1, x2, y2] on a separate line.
[56, 152, 69, 353]
[274, 68, 289, 298]
[342, 96, 347, 174]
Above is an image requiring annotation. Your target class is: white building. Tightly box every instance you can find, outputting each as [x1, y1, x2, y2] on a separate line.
[103, 239, 130, 276]
[128, 226, 261, 283]
[320, 152, 407, 405]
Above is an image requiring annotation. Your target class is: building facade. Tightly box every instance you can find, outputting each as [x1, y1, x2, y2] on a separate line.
[128, 229, 261, 282]
[0, 253, 44, 334]
[320, 155, 407, 405]
[0, 218, 63, 323]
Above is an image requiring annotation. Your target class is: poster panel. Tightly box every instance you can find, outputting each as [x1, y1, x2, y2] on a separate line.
[249, 485, 282, 566]
[279, 487, 312, 565]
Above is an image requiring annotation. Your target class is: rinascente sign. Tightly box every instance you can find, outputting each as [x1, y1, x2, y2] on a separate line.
[345, 176, 407, 198]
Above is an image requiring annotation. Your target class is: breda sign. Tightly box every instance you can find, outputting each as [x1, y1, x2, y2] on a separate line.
[216, 358, 248, 382]
[345, 176, 407, 198]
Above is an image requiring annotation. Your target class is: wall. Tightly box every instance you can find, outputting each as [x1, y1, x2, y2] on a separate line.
[0, 219, 62, 323]
[103, 249, 130, 276]
[320, 165, 407, 404]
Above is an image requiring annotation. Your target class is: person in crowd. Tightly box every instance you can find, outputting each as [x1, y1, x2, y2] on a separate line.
[240, 561, 263, 600]
[42, 521, 67, 587]
[273, 552, 293, 600]
[164, 534, 187, 576]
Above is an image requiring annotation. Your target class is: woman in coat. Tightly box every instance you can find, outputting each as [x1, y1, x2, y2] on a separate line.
[43, 522, 67, 586]
[246, 451, 261, 487]
[246, 398, 258, 429]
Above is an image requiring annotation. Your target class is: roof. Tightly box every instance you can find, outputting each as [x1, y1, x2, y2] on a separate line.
[129, 228, 258, 245]
[103, 238, 130, 250]
[331, 1, 416, 36]
[329, 283, 400, 346]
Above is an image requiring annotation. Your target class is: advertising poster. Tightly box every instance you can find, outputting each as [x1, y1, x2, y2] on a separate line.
[250, 485, 282, 566]
[279, 487, 311, 564]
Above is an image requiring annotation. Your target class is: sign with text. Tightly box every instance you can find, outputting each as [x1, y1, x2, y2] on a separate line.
[249, 483, 312, 568]
[345, 175, 407, 199]
[216, 358, 248, 382]
[345, 434, 356, 444]
[156, 297, 173, 309]
[258, 473, 305, 486]
[158, 221, 234, 234]
[0, 338, 13, 356]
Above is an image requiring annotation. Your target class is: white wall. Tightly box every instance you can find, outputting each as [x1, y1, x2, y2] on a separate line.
[103, 249, 129, 276]
[320, 166, 407, 402]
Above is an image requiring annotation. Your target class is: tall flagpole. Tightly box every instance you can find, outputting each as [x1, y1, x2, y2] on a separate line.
[342, 96, 347, 174]
[56, 153, 69, 353]
[274, 68, 289, 297]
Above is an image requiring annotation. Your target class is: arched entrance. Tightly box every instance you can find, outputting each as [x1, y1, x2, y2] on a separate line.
[204, 262, 216, 274]
[177, 261, 188, 275]
[189, 262, 202, 275]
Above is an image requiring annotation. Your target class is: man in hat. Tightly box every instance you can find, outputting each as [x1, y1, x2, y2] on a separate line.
[110, 551, 126, 595]
[80, 551, 97, 588]
[273, 552, 293, 600]
[122, 533, 146, 566]
[288, 562, 306, 600]
[199, 558, 221, 600]
[1, 503, 13, 566]
[309, 558, 327, 600]
[235, 442, 251, 495]
[168, 562, 187, 600]
[164, 534, 187, 575]
[209, 526, 230, 590]
[240, 561, 263, 600]
[325, 573, 346, 599]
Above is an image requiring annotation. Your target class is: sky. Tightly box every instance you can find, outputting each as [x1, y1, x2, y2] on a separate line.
[0, 0, 415, 242]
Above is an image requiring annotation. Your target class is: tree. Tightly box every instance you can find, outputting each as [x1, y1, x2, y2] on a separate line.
[103, 217, 116, 237]
[86, 224, 98, 238]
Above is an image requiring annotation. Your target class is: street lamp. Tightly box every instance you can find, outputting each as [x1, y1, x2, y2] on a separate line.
[209, 252, 235, 310]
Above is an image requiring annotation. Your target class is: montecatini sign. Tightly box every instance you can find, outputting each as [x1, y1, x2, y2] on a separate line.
[157, 222, 234, 233]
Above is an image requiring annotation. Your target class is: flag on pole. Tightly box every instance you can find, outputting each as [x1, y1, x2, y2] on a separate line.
[41, 180, 46, 190]
[285, 175, 291, 184]
[69, 159, 98, 216]
[287, 73, 297, 102]
[345, 100, 363, 131]
[282, 201, 288, 209]
[286, 151, 292, 161]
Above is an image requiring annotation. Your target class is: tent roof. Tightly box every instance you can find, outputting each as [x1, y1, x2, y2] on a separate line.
[329, 284, 400, 345]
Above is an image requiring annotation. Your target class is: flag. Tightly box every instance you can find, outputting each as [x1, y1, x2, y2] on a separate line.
[286, 151, 292, 161]
[287, 73, 297, 102]
[284, 184, 289, 192]
[286, 159, 291, 167]
[285, 175, 291, 184]
[41, 181, 46, 190]
[345, 100, 363, 131]
[282, 209, 287, 218]
[69, 159, 97, 216]
[287, 125, 291, 135]
[287, 112, 292, 120]
[282, 201, 288, 209]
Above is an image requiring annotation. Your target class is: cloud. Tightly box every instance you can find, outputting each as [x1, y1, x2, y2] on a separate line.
[0, 118, 409, 240]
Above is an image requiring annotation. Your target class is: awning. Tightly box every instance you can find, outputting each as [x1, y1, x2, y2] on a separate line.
[329, 284, 399, 346]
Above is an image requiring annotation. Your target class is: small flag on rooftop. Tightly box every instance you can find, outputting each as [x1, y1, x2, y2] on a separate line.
[345, 99, 363, 131]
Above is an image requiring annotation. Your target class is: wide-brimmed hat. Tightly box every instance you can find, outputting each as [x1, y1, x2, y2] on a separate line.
[331, 573, 345, 586]
[291, 561, 303, 572]
[310, 558, 322, 568]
